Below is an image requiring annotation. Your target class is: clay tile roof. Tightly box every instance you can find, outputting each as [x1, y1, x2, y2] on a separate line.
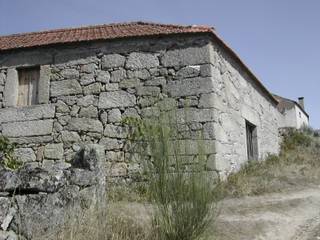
[0, 21, 278, 105]
[0, 22, 213, 51]
[273, 94, 309, 118]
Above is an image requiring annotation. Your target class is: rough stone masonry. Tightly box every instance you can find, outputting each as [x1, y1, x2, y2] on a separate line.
[0, 26, 282, 181]
[0, 144, 106, 240]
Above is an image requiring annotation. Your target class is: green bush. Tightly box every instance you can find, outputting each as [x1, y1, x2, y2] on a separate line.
[124, 111, 217, 240]
[282, 129, 312, 150]
[0, 136, 23, 170]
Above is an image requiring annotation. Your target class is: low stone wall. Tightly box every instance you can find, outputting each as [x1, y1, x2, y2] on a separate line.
[0, 144, 106, 240]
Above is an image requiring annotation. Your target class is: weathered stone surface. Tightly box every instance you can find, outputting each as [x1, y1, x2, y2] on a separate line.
[199, 93, 215, 108]
[38, 65, 51, 104]
[144, 77, 166, 86]
[96, 71, 110, 83]
[51, 79, 82, 96]
[83, 82, 101, 95]
[80, 73, 95, 86]
[56, 100, 69, 113]
[60, 68, 79, 79]
[99, 137, 123, 150]
[61, 131, 81, 143]
[77, 95, 96, 107]
[176, 65, 200, 78]
[110, 69, 126, 83]
[101, 54, 126, 69]
[176, 108, 215, 123]
[165, 77, 213, 97]
[161, 45, 210, 67]
[119, 78, 141, 89]
[79, 105, 98, 118]
[108, 109, 122, 123]
[8, 136, 53, 144]
[67, 118, 103, 133]
[136, 86, 161, 96]
[0, 145, 106, 240]
[0, 104, 55, 124]
[2, 120, 53, 137]
[80, 63, 96, 73]
[44, 143, 64, 160]
[126, 52, 159, 69]
[127, 69, 150, 80]
[3, 69, 18, 107]
[13, 148, 36, 163]
[104, 125, 127, 138]
[98, 91, 136, 109]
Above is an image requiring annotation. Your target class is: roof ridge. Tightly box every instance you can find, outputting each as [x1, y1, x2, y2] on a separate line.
[0, 21, 211, 39]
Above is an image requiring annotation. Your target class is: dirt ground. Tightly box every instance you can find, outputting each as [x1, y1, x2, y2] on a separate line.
[110, 185, 320, 240]
[214, 186, 320, 240]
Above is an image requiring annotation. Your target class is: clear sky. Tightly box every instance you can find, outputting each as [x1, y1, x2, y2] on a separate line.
[0, 0, 319, 128]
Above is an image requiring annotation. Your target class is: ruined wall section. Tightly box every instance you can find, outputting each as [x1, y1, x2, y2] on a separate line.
[0, 35, 217, 182]
[207, 40, 283, 177]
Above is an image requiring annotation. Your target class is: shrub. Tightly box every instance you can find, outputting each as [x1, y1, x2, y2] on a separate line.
[281, 129, 312, 150]
[124, 111, 217, 240]
[0, 136, 23, 170]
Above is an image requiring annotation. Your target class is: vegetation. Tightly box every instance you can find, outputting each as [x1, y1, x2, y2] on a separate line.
[123, 112, 217, 240]
[217, 128, 320, 197]
[0, 135, 23, 170]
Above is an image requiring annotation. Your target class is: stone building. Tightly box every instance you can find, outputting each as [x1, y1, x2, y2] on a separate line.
[0, 22, 288, 179]
[274, 95, 309, 129]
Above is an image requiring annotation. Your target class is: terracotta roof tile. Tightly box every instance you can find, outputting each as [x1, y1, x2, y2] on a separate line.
[0, 22, 213, 51]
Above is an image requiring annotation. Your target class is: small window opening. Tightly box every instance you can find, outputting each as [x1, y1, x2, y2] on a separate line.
[246, 120, 258, 161]
[17, 67, 39, 106]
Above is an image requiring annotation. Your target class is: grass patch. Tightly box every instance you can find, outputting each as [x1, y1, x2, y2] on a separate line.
[217, 129, 320, 198]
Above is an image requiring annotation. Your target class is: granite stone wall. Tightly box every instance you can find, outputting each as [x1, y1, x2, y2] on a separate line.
[207, 40, 283, 177]
[0, 35, 218, 182]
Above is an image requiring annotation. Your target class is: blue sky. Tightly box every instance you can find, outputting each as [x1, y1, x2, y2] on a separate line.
[0, 0, 319, 128]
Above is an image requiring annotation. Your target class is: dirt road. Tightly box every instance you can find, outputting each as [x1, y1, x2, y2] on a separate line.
[214, 186, 320, 240]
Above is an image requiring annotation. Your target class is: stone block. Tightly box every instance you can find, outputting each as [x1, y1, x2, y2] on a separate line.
[60, 68, 79, 79]
[80, 73, 95, 86]
[101, 54, 126, 69]
[161, 45, 210, 67]
[127, 69, 150, 80]
[136, 86, 160, 96]
[67, 118, 103, 133]
[3, 69, 18, 107]
[96, 71, 110, 83]
[107, 109, 122, 123]
[83, 82, 101, 95]
[126, 52, 159, 69]
[44, 143, 64, 160]
[110, 69, 126, 83]
[79, 105, 98, 118]
[2, 120, 53, 137]
[13, 148, 36, 163]
[176, 66, 200, 78]
[0, 104, 55, 124]
[119, 78, 141, 89]
[61, 131, 81, 143]
[77, 95, 96, 107]
[80, 63, 96, 73]
[8, 136, 53, 144]
[98, 91, 136, 109]
[165, 77, 213, 97]
[104, 124, 127, 138]
[38, 65, 50, 104]
[99, 138, 123, 150]
[51, 79, 82, 96]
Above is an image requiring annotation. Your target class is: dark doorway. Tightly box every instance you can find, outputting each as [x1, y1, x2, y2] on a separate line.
[246, 120, 258, 161]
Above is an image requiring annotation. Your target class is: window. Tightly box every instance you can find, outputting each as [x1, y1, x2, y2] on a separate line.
[246, 120, 258, 161]
[17, 67, 39, 106]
